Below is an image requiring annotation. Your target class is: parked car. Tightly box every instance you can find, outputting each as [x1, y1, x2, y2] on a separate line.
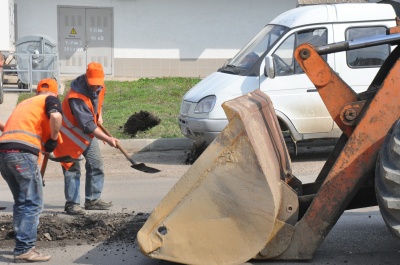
[178, 3, 397, 147]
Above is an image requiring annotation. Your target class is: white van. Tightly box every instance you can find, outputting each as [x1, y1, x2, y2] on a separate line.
[178, 3, 397, 145]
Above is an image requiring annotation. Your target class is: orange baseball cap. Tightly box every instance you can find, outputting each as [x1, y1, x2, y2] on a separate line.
[86, 62, 104, 86]
[37, 78, 58, 94]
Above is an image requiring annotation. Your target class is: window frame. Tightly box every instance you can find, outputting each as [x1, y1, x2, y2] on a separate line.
[345, 26, 390, 69]
[272, 27, 328, 77]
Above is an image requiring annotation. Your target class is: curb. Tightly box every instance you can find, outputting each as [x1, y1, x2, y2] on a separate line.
[99, 138, 194, 154]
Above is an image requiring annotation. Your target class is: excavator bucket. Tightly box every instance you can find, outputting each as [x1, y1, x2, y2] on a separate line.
[137, 90, 299, 265]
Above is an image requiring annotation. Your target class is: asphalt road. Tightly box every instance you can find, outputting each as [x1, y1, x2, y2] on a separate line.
[0, 87, 399, 264]
[1, 145, 400, 264]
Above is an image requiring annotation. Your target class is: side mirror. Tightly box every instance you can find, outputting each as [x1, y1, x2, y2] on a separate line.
[264, 55, 275, 79]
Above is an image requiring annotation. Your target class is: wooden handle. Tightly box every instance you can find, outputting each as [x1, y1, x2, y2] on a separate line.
[98, 123, 160, 173]
[41, 153, 49, 177]
[98, 123, 112, 136]
[97, 123, 138, 165]
[40, 153, 50, 187]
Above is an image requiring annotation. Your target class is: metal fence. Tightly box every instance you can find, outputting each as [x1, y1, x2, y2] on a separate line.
[1, 52, 60, 93]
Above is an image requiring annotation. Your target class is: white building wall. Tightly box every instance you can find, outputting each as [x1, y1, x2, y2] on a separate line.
[14, 0, 297, 77]
[111, 0, 297, 59]
[0, 0, 15, 52]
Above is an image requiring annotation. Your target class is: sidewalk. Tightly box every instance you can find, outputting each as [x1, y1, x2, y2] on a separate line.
[0, 92, 18, 126]
[0, 91, 193, 153]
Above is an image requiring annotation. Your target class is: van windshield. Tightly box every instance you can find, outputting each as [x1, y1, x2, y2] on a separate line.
[219, 24, 288, 75]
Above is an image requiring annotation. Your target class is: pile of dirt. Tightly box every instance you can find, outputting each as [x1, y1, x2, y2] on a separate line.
[0, 212, 149, 248]
[123, 111, 161, 137]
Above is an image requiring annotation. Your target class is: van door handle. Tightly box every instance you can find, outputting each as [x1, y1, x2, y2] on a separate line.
[307, 89, 318, 92]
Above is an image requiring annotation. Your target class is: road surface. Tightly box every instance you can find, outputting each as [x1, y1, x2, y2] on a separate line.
[1, 145, 400, 264]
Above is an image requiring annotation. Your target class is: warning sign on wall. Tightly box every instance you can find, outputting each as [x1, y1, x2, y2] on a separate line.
[70, 28, 77, 34]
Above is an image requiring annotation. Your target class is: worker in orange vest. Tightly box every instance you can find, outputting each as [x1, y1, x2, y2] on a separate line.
[0, 78, 62, 263]
[52, 62, 118, 215]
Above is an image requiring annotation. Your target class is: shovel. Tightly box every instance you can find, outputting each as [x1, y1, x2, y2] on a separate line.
[40, 153, 50, 186]
[98, 123, 160, 173]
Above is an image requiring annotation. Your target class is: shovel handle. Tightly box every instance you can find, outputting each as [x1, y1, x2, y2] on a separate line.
[116, 142, 139, 165]
[97, 123, 112, 136]
[97, 123, 139, 165]
[40, 153, 49, 186]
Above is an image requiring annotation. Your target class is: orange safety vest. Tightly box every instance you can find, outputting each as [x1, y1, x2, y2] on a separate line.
[53, 87, 105, 169]
[0, 95, 53, 160]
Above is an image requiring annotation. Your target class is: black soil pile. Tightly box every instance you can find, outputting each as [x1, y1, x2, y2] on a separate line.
[123, 111, 160, 137]
[185, 141, 208, 164]
[0, 212, 149, 248]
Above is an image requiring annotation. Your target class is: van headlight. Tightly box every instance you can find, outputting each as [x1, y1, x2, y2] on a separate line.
[194, 96, 216, 114]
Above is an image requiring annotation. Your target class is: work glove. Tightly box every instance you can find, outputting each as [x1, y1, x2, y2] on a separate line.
[44, 139, 58, 153]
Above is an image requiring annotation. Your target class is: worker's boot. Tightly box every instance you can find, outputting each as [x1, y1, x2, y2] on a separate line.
[85, 198, 112, 210]
[14, 247, 51, 263]
[64, 202, 85, 215]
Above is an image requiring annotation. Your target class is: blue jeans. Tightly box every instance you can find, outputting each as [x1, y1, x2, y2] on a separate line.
[63, 139, 105, 204]
[0, 152, 43, 255]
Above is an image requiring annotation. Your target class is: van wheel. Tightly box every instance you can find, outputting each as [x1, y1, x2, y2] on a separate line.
[375, 119, 400, 238]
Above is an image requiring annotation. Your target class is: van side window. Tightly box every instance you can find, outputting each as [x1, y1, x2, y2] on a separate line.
[346, 27, 389, 68]
[273, 28, 327, 76]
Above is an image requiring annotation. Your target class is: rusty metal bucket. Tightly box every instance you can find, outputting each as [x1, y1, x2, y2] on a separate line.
[137, 90, 299, 264]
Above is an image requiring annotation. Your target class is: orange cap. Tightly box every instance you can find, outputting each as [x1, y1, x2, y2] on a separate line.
[37, 78, 58, 94]
[86, 62, 104, 86]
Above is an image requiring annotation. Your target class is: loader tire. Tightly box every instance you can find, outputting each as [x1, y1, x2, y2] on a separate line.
[375, 119, 400, 238]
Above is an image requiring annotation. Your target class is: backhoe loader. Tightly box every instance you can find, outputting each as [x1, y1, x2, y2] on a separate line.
[137, 26, 400, 264]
